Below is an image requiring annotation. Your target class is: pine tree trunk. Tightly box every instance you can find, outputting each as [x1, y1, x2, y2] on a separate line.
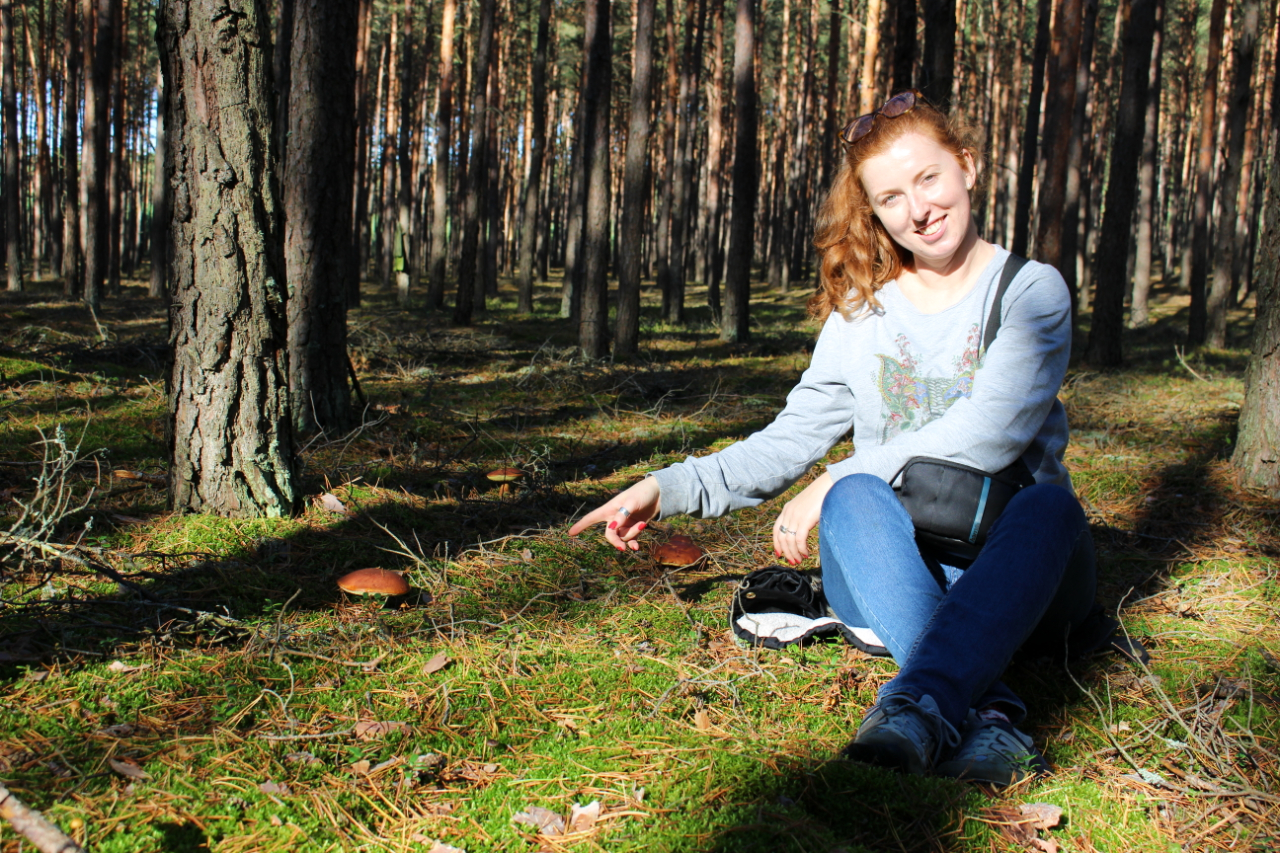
[1187, 0, 1228, 344]
[1084, 0, 1160, 366]
[1033, 0, 1082, 272]
[1012, 0, 1051, 257]
[859, 0, 883, 113]
[427, 0, 455, 310]
[722, 0, 756, 343]
[347, 0, 371, 306]
[157, 0, 297, 517]
[821, 0, 842, 190]
[1060, 0, 1098, 300]
[81, 0, 113, 310]
[2, 0, 21, 292]
[1230, 77, 1280, 496]
[919, 0, 955, 108]
[394, 0, 415, 306]
[616, 0, 653, 358]
[149, 66, 168, 299]
[892, 0, 915, 93]
[704, 0, 726, 317]
[1207, 0, 1260, 347]
[107, 0, 127, 296]
[283, 0, 358, 434]
[61, 0, 82, 296]
[1129, 0, 1165, 327]
[578, 0, 612, 357]
[516, 0, 551, 313]
[452, 0, 494, 326]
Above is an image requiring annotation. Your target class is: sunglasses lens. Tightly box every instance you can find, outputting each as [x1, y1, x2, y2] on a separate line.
[881, 92, 916, 118]
[844, 114, 875, 143]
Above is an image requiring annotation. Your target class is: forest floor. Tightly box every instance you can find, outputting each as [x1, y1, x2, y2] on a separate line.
[0, 268, 1276, 853]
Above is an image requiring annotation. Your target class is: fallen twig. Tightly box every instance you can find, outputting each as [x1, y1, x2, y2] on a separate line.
[0, 781, 85, 853]
[1174, 345, 1209, 382]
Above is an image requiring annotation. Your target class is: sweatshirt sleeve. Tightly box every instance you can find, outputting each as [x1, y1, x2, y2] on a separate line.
[649, 314, 857, 518]
[825, 261, 1071, 484]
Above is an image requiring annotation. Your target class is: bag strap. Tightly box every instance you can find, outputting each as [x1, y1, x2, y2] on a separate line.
[982, 254, 1029, 352]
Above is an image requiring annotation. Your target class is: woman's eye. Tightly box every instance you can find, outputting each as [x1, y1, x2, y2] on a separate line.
[880, 194, 898, 206]
[923, 173, 938, 184]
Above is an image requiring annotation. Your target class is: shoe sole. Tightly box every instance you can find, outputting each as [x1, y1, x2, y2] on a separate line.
[842, 740, 926, 775]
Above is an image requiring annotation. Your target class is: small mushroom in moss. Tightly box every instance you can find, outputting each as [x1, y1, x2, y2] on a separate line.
[486, 467, 525, 497]
[337, 568, 410, 600]
[655, 534, 704, 568]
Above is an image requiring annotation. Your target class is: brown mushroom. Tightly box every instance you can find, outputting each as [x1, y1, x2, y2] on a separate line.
[337, 568, 410, 598]
[486, 467, 525, 497]
[655, 534, 704, 568]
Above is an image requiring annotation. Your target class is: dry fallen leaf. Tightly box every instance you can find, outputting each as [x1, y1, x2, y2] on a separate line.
[407, 836, 464, 853]
[320, 493, 349, 514]
[109, 758, 150, 780]
[269, 815, 284, 827]
[512, 805, 566, 836]
[97, 723, 138, 738]
[569, 800, 601, 833]
[694, 708, 712, 731]
[521, 549, 534, 562]
[423, 652, 450, 674]
[350, 759, 372, 775]
[258, 781, 292, 796]
[1030, 839, 1060, 853]
[353, 720, 411, 741]
[1019, 803, 1064, 830]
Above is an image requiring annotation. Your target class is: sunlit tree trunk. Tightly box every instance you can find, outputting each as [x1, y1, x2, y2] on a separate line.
[859, 0, 883, 113]
[1231, 78, 1280, 496]
[616, 0, 653, 358]
[427, 0, 454, 310]
[452, 0, 494, 326]
[1085, 0, 1160, 366]
[2, 0, 21, 292]
[704, 0, 726, 317]
[158, 0, 297, 517]
[1207, 0, 1260, 347]
[1187, 0, 1228, 345]
[61, 0, 82, 297]
[722, 0, 756, 343]
[1129, 0, 1164, 327]
[516, 0, 551, 313]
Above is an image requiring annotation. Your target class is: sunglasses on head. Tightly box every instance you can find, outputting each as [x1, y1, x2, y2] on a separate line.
[840, 90, 924, 145]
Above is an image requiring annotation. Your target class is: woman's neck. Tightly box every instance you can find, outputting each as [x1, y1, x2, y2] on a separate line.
[898, 226, 994, 314]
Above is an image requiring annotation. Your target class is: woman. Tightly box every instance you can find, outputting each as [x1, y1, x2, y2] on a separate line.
[569, 91, 1096, 786]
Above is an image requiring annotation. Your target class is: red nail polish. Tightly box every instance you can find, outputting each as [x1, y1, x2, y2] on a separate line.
[636, 522, 646, 530]
[608, 521, 617, 530]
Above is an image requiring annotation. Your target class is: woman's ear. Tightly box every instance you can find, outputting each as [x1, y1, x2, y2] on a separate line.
[961, 149, 977, 191]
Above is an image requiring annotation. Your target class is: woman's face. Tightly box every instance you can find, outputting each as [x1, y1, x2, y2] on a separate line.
[858, 132, 977, 271]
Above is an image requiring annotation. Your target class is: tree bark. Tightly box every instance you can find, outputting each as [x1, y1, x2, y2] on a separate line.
[427, 0, 455, 310]
[2, 0, 21, 292]
[516, 0, 551, 313]
[919, 0, 955, 109]
[722, 0, 756, 343]
[452, 0, 494, 326]
[1033, 0, 1083, 272]
[107, 0, 127, 296]
[347, 0, 372, 306]
[859, 0, 883, 113]
[704, 0, 726, 317]
[578, 0, 611, 357]
[1129, 0, 1164, 327]
[61, 0, 82, 296]
[283, 0, 358, 434]
[0, 781, 85, 853]
[1084, 0, 1161, 366]
[1231, 91, 1280, 495]
[1012, 0, 1051, 257]
[616, 0, 653, 358]
[1060, 0, 1098, 300]
[1187, 0, 1228, 345]
[892, 0, 915, 93]
[149, 65, 168, 299]
[81, 0, 113, 310]
[1207, 0, 1260, 347]
[158, 0, 298, 517]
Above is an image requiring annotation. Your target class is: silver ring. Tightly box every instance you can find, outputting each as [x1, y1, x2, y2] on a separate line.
[779, 525, 796, 535]
[617, 507, 630, 517]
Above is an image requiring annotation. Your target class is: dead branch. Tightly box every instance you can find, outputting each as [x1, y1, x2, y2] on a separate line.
[0, 782, 85, 853]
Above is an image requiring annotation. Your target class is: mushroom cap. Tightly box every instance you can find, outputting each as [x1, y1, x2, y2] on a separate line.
[655, 534, 704, 567]
[337, 568, 410, 596]
[486, 467, 525, 483]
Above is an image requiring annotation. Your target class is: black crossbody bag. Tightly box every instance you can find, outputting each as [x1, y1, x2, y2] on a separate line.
[891, 254, 1036, 563]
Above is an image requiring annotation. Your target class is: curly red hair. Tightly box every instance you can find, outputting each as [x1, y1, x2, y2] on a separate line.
[809, 96, 984, 323]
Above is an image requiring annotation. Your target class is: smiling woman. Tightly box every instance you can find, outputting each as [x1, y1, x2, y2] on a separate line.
[572, 91, 1100, 788]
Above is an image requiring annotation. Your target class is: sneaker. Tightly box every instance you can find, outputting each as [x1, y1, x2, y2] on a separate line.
[936, 713, 1050, 786]
[842, 694, 955, 775]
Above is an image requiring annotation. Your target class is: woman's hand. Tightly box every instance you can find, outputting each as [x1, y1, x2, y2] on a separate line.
[568, 477, 661, 552]
[773, 472, 834, 566]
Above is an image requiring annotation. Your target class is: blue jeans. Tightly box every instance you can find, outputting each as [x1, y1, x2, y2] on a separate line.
[820, 473, 1096, 730]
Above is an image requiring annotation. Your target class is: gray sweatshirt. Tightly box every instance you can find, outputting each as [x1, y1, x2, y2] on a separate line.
[651, 245, 1073, 519]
